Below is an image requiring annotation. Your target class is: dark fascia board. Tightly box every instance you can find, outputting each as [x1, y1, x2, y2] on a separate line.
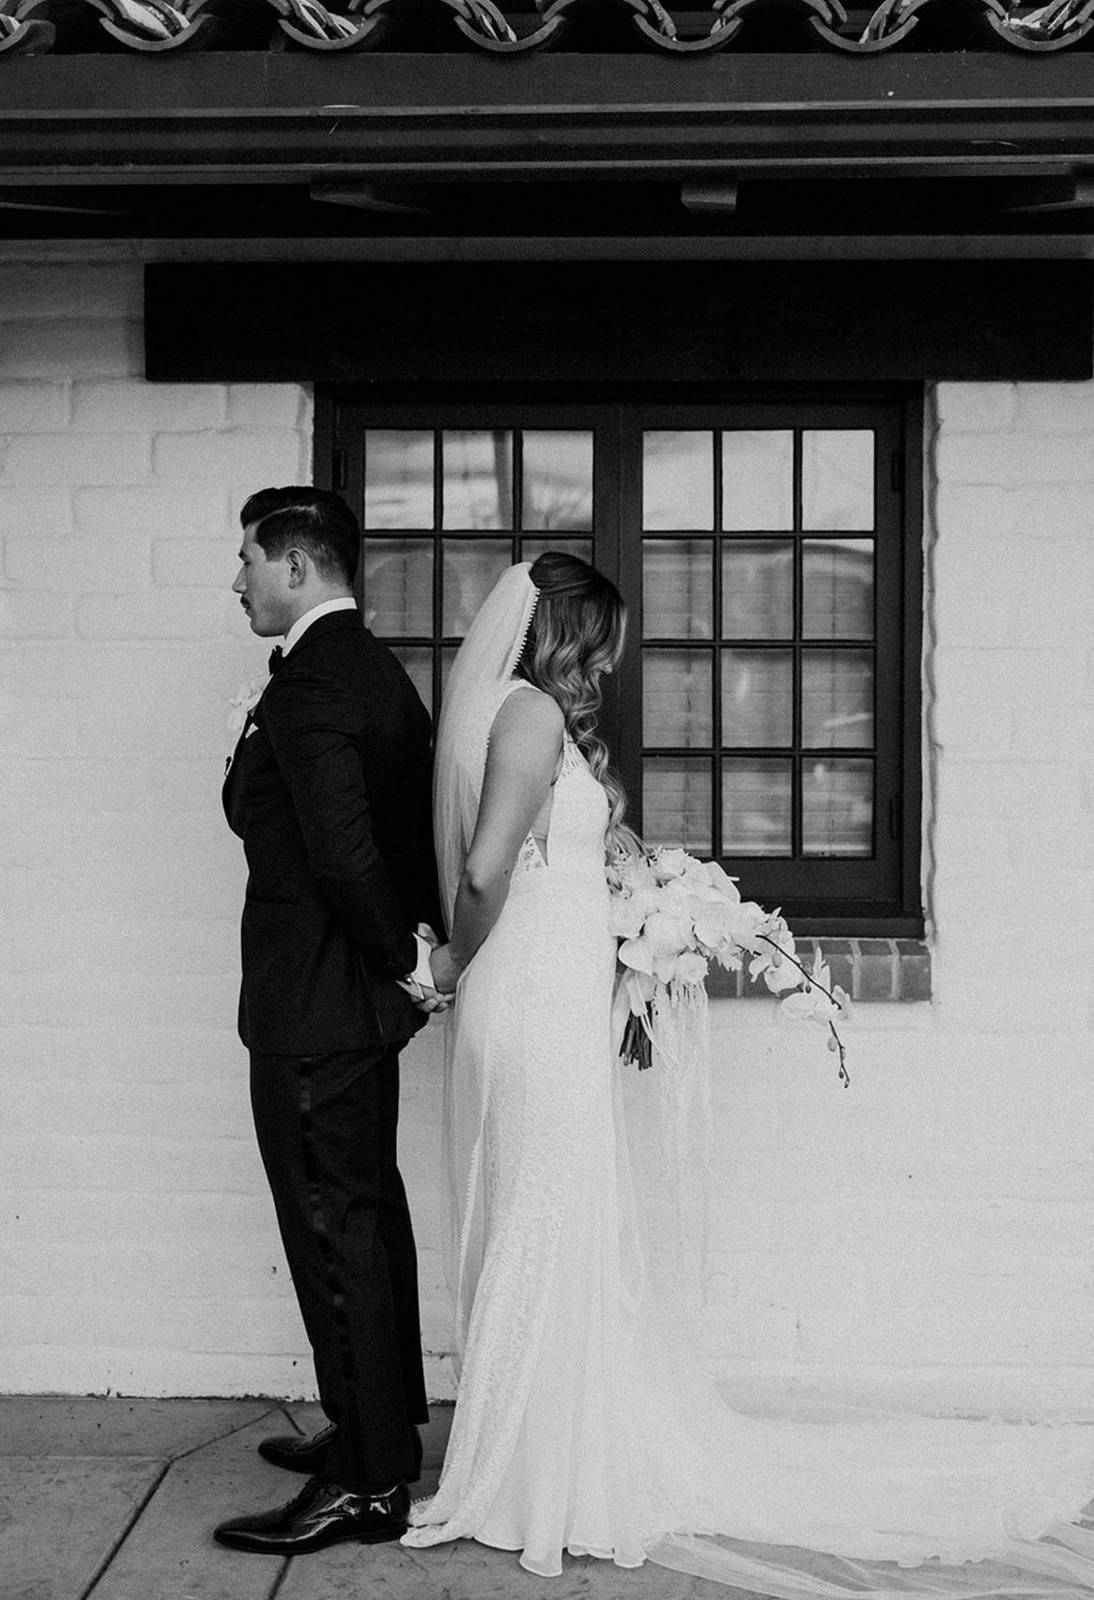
[5, 55, 1094, 182]
[145, 261, 1094, 382]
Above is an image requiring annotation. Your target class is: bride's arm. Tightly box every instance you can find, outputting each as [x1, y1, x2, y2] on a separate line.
[429, 688, 564, 992]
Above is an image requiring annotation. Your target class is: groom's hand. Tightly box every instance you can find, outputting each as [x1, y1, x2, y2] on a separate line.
[414, 986, 451, 1015]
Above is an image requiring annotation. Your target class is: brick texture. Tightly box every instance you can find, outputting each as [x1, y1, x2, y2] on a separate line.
[0, 260, 318, 1401]
[2, 260, 1094, 1423]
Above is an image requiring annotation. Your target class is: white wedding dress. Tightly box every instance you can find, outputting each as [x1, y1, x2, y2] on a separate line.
[403, 564, 1094, 1598]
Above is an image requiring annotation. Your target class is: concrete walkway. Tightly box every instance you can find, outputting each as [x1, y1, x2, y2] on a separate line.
[1, 1396, 740, 1600]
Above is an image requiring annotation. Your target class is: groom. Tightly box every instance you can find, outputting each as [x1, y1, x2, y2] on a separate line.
[217, 486, 446, 1555]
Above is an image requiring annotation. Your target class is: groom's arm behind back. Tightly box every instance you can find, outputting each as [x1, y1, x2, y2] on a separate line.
[262, 647, 425, 982]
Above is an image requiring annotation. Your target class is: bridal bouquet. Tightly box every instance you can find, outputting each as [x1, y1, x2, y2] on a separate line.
[608, 846, 851, 1085]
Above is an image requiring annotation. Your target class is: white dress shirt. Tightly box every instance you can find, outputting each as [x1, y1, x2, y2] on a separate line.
[281, 595, 358, 657]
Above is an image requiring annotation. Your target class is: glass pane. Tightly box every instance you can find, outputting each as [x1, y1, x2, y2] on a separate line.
[389, 646, 433, 717]
[442, 540, 512, 636]
[722, 431, 793, 532]
[803, 539, 874, 639]
[360, 538, 432, 637]
[522, 431, 593, 531]
[803, 759, 873, 857]
[643, 758, 712, 854]
[722, 541, 793, 640]
[722, 758, 792, 857]
[643, 540, 712, 640]
[364, 430, 434, 530]
[643, 650, 712, 748]
[642, 432, 713, 531]
[520, 537, 592, 568]
[442, 430, 514, 529]
[721, 649, 793, 748]
[802, 430, 874, 531]
[802, 649, 874, 749]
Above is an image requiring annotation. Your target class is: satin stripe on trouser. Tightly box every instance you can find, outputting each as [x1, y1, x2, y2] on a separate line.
[249, 1044, 428, 1490]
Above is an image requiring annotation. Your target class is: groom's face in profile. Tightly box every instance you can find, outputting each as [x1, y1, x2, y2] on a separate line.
[233, 525, 292, 638]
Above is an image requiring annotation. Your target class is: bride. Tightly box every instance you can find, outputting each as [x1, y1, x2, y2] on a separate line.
[406, 553, 1094, 1596]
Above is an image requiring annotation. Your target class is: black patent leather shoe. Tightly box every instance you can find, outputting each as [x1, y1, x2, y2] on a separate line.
[213, 1476, 410, 1554]
[258, 1423, 423, 1482]
[257, 1421, 337, 1475]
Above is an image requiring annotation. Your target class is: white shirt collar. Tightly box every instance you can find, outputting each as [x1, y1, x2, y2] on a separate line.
[282, 597, 357, 657]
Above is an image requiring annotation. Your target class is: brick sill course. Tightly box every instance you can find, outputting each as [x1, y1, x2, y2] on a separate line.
[707, 938, 931, 1003]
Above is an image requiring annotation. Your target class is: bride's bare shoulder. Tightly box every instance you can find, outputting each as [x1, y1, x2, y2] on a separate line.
[489, 682, 564, 754]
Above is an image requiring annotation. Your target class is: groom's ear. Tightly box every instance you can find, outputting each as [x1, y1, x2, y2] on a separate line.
[285, 547, 308, 588]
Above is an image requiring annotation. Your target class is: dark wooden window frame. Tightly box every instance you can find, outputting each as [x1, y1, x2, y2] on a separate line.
[317, 383, 923, 939]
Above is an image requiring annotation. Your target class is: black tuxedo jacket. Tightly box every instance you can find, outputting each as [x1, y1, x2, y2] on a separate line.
[223, 609, 442, 1056]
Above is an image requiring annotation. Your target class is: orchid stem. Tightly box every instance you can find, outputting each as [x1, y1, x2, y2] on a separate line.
[756, 935, 850, 1088]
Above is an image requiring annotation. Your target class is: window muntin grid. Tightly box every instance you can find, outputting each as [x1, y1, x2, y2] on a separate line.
[640, 428, 877, 861]
[360, 427, 595, 715]
[335, 392, 916, 931]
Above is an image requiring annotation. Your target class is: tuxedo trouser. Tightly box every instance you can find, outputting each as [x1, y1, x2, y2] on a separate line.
[249, 1044, 429, 1491]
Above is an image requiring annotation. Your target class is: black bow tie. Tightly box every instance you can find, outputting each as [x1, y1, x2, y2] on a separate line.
[268, 646, 284, 675]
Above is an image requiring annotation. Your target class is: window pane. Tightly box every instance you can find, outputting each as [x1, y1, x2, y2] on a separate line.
[803, 539, 874, 640]
[722, 758, 792, 856]
[361, 538, 432, 637]
[722, 431, 793, 531]
[802, 430, 874, 531]
[389, 645, 433, 716]
[803, 759, 873, 857]
[722, 541, 793, 640]
[643, 758, 712, 854]
[442, 430, 514, 529]
[364, 430, 434, 530]
[642, 432, 713, 531]
[802, 649, 874, 749]
[522, 431, 593, 531]
[520, 537, 592, 567]
[643, 650, 712, 747]
[644, 540, 712, 639]
[442, 540, 512, 635]
[721, 649, 793, 748]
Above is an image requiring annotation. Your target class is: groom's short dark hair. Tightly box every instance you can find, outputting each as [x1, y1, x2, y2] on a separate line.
[241, 486, 359, 586]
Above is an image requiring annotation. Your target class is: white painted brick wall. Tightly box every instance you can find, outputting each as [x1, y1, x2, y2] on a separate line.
[0, 259, 328, 1399]
[2, 262, 1094, 1422]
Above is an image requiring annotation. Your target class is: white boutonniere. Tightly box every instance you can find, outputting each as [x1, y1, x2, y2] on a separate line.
[227, 671, 270, 738]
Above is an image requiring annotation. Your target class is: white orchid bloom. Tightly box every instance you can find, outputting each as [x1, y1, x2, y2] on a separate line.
[672, 949, 709, 988]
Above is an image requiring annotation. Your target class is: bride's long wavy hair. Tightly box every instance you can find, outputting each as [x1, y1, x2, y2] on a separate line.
[517, 552, 638, 861]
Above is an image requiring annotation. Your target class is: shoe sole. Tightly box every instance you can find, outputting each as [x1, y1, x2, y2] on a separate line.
[214, 1524, 408, 1554]
[359, 1524, 409, 1544]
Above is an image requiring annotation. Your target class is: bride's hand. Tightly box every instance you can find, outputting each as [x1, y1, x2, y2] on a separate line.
[429, 943, 463, 996]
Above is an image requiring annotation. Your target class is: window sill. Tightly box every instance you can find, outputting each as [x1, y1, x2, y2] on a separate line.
[707, 938, 931, 1003]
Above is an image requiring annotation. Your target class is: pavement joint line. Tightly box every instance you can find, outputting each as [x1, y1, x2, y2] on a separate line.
[267, 1557, 293, 1599]
[78, 1456, 172, 1600]
[168, 1401, 289, 1464]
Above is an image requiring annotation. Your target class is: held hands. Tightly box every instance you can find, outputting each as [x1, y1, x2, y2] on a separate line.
[428, 941, 463, 998]
[396, 922, 452, 1014]
[413, 923, 458, 1014]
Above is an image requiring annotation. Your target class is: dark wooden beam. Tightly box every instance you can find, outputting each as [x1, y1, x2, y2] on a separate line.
[4, 55, 1094, 185]
[144, 261, 1094, 382]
